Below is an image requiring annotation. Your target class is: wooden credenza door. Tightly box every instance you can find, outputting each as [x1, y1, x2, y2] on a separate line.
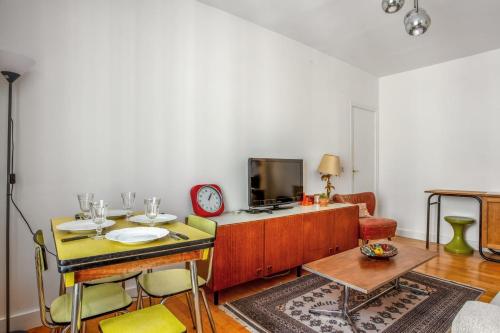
[303, 210, 335, 263]
[210, 221, 265, 291]
[482, 197, 500, 249]
[264, 215, 303, 275]
[230, 221, 265, 285]
[333, 205, 359, 253]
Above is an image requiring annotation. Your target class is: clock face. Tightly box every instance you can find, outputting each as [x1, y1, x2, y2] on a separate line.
[196, 186, 222, 213]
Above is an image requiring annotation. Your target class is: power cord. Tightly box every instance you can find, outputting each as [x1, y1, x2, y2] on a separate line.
[10, 192, 56, 257]
[9, 117, 56, 257]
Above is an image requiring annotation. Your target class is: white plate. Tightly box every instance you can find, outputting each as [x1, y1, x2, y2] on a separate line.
[57, 219, 115, 233]
[107, 209, 129, 218]
[129, 214, 177, 225]
[105, 227, 169, 245]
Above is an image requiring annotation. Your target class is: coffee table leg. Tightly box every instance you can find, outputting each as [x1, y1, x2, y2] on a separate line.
[309, 285, 358, 333]
[342, 287, 358, 333]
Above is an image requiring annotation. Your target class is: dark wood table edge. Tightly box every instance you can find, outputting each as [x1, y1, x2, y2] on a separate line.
[56, 238, 215, 273]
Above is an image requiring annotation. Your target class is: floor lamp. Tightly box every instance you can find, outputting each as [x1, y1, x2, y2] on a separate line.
[0, 50, 35, 333]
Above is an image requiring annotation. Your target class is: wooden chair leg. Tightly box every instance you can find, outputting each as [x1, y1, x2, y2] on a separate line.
[201, 288, 217, 333]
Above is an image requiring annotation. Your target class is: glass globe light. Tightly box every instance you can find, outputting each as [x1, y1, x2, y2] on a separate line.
[382, 0, 405, 14]
[404, 7, 431, 36]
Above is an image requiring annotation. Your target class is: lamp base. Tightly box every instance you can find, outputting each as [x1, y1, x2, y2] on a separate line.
[321, 174, 335, 198]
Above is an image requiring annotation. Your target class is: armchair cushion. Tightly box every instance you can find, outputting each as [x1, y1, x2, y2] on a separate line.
[359, 217, 397, 241]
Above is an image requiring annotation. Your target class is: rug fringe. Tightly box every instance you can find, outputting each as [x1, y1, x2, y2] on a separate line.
[410, 271, 484, 298]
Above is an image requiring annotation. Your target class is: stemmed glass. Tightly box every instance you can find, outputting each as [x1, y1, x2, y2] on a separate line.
[144, 197, 161, 227]
[91, 200, 108, 240]
[121, 192, 136, 221]
[77, 193, 94, 219]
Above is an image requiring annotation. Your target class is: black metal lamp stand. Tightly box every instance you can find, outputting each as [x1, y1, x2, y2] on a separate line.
[2, 70, 26, 333]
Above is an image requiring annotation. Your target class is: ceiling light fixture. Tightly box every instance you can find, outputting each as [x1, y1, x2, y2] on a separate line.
[382, 0, 431, 36]
[382, 0, 405, 14]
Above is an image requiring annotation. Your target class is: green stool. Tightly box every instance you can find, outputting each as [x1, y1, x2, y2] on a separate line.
[444, 216, 475, 255]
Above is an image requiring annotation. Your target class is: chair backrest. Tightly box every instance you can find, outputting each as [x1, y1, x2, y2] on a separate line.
[333, 192, 376, 216]
[187, 215, 217, 283]
[33, 230, 55, 328]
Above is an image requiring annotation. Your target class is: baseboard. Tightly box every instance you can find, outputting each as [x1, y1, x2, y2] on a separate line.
[0, 307, 42, 331]
[396, 227, 480, 250]
[1, 284, 140, 331]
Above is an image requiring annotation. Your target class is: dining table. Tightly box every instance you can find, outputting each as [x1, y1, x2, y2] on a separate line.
[51, 215, 216, 333]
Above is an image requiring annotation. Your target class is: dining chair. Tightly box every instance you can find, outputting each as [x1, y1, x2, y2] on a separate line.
[136, 215, 217, 332]
[34, 230, 133, 333]
[99, 304, 186, 333]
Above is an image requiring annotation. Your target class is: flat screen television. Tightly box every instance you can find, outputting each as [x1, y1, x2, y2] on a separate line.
[248, 158, 303, 209]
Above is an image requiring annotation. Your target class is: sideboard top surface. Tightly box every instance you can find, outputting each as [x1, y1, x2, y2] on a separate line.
[210, 203, 355, 226]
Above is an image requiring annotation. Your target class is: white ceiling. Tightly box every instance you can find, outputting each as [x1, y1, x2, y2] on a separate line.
[197, 0, 500, 77]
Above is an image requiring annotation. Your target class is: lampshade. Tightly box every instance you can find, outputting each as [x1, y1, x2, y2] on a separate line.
[0, 49, 35, 76]
[317, 154, 341, 176]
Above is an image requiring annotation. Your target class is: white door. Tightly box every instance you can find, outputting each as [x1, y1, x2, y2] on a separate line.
[351, 106, 377, 193]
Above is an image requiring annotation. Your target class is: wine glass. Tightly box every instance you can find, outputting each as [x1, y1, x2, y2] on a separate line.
[91, 200, 108, 240]
[121, 192, 136, 221]
[144, 197, 161, 227]
[77, 193, 94, 219]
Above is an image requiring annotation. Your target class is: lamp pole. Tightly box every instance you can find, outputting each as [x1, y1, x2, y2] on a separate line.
[2, 70, 23, 333]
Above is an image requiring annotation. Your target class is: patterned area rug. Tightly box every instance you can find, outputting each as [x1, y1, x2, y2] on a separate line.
[222, 272, 482, 333]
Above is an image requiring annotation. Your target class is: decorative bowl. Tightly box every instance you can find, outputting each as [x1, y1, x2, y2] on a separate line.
[360, 243, 398, 260]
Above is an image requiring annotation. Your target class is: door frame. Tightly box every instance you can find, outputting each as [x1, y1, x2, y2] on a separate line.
[349, 103, 379, 195]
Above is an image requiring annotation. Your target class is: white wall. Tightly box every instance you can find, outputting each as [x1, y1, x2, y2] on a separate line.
[379, 48, 500, 248]
[0, 0, 378, 329]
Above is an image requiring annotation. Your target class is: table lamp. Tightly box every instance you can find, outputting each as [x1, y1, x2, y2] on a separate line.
[1, 49, 35, 333]
[317, 154, 341, 199]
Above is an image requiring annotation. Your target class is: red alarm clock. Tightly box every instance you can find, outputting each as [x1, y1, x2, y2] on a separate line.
[190, 184, 225, 217]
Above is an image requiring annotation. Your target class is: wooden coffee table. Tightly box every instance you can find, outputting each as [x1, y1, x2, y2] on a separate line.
[303, 244, 437, 333]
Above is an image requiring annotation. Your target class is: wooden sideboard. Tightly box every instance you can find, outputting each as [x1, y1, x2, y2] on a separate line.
[205, 204, 359, 304]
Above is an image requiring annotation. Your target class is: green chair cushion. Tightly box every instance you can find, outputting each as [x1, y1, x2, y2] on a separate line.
[85, 272, 141, 285]
[138, 269, 206, 298]
[50, 283, 132, 324]
[444, 216, 475, 225]
[99, 304, 186, 333]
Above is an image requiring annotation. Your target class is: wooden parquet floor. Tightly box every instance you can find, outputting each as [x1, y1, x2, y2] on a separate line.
[29, 237, 500, 332]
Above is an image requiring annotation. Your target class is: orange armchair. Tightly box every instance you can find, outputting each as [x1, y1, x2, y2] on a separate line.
[333, 192, 397, 244]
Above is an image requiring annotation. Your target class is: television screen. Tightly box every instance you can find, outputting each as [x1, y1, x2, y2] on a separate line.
[248, 158, 303, 208]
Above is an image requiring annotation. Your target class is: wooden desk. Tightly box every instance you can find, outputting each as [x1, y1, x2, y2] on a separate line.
[51, 217, 215, 333]
[425, 189, 500, 263]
